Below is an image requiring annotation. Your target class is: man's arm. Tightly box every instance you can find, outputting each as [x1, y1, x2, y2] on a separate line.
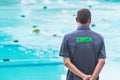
[63, 57, 91, 80]
[89, 59, 105, 80]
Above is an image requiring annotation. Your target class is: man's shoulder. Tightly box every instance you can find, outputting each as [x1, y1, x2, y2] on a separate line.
[91, 30, 103, 38]
[64, 31, 77, 38]
[90, 30, 104, 42]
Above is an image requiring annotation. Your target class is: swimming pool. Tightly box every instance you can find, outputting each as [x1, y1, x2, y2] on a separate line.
[0, 0, 120, 80]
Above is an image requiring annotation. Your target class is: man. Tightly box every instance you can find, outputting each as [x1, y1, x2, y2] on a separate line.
[59, 8, 106, 80]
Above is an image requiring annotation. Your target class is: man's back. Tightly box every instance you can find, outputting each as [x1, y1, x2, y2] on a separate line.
[59, 8, 106, 80]
[60, 26, 106, 80]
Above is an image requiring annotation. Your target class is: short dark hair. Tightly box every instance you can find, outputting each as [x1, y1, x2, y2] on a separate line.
[77, 8, 91, 24]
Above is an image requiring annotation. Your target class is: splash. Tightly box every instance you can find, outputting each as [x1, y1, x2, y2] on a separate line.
[43, 0, 51, 4]
[21, 0, 37, 5]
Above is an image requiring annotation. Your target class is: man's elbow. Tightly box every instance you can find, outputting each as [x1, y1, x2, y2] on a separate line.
[64, 58, 71, 67]
[99, 59, 106, 65]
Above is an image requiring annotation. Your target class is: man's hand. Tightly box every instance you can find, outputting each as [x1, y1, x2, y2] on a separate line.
[82, 75, 91, 80]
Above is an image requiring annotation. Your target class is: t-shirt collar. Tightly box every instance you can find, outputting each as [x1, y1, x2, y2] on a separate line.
[77, 26, 90, 30]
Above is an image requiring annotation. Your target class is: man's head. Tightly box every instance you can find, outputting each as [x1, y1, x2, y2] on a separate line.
[76, 8, 91, 25]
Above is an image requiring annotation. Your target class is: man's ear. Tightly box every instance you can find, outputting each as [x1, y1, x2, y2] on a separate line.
[88, 18, 91, 23]
[76, 17, 78, 22]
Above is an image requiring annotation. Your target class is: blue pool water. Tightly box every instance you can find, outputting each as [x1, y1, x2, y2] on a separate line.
[0, 0, 120, 80]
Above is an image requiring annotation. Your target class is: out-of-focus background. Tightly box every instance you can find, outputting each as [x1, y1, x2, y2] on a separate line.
[0, 0, 120, 80]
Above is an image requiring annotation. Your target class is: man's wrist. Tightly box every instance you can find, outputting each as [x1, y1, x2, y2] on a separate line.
[81, 74, 86, 79]
[82, 75, 91, 80]
[89, 76, 95, 80]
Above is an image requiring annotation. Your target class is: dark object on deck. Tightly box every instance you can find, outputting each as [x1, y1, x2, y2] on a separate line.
[91, 24, 96, 27]
[53, 34, 57, 37]
[33, 25, 37, 28]
[13, 40, 19, 42]
[21, 15, 26, 18]
[43, 6, 47, 10]
[88, 5, 92, 8]
[3, 59, 10, 62]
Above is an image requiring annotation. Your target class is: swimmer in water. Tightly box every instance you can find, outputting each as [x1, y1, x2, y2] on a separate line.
[32, 26, 64, 37]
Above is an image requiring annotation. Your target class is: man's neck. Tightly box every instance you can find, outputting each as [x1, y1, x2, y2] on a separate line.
[77, 22, 89, 27]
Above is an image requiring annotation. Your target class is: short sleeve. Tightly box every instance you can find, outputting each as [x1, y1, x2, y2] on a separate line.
[59, 35, 70, 58]
[98, 37, 106, 59]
